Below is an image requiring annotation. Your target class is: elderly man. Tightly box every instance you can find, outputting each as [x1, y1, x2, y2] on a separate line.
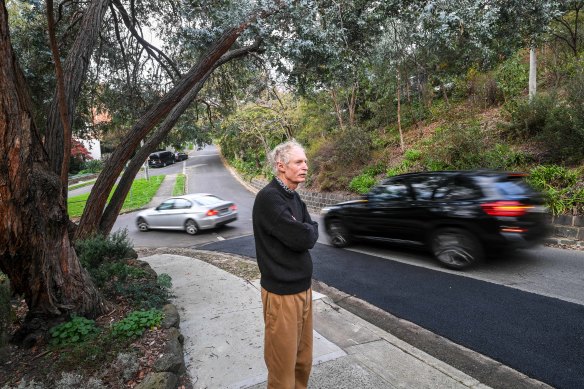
[252, 140, 319, 389]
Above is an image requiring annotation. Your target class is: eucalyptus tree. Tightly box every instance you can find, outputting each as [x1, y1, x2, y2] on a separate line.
[274, 0, 396, 129]
[549, 0, 584, 57]
[487, 1, 562, 99]
[2, 0, 398, 341]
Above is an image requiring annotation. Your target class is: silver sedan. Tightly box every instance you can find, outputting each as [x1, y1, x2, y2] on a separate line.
[136, 193, 238, 235]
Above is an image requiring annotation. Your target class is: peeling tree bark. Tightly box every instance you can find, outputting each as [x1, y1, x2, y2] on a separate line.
[0, 2, 108, 340]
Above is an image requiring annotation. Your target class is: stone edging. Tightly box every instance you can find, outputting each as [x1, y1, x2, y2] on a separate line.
[133, 260, 186, 389]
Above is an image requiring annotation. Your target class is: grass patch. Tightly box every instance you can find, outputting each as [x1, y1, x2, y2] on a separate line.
[172, 174, 186, 196]
[68, 175, 165, 217]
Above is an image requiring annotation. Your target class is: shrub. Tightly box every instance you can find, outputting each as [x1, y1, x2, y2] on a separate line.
[49, 316, 100, 346]
[495, 51, 529, 101]
[505, 93, 584, 163]
[460, 68, 504, 107]
[349, 174, 377, 194]
[90, 262, 150, 288]
[527, 165, 584, 215]
[111, 309, 163, 339]
[481, 144, 530, 170]
[112, 276, 172, 309]
[422, 124, 486, 170]
[79, 159, 103, 174]
[76, 229, 134, 270]
[504, 94, 556, 139]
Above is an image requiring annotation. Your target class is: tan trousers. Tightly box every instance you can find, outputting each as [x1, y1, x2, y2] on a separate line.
[261, 287, 313, 389]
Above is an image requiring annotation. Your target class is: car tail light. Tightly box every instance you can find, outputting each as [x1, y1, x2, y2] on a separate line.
[206, 209, 219, 216]
[481, 201, 533, 217]
[229, 204, 237, 211]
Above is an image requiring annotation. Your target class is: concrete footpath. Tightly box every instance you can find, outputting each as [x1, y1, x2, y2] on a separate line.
[143, 253, 491, 389]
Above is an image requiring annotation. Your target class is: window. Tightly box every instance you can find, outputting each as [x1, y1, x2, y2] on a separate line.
[173, 199, 192, 209]
[371, 182, 410, 201]
[409, 175, 446, 201]
[433, 177, 482, 200]
[158, 199, 175, 210]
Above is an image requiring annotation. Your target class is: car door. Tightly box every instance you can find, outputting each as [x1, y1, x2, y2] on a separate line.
[406, 174, 451, 242]
[362, 178, 415, 241]
[150, 199, 176, 228]
[165, 198, 193, 228]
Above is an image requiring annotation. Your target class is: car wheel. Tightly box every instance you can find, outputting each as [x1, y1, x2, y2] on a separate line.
[328, 219, 351, 248]
[185, 220, 198, 235]
[431, 228, 483, 269]
[137, 218, 149, 232]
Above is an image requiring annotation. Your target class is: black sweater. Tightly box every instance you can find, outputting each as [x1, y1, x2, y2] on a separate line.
[252, 178, 319, 295]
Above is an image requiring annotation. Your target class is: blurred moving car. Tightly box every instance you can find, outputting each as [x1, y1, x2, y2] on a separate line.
[148, 151, 175, 168]
[136, 193, 238, 235]
[175, 152, 188, 161]
[322, 171, 549, 269]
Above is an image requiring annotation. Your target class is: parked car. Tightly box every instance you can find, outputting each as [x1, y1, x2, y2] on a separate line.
[175, 152, 188, 161]
[136, 193, 238, 235]
[148, 151, 175, 168]
[322, 171, 550, 269]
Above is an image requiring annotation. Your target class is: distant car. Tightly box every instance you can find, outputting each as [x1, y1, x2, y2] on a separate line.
[322, 170, 550, 269]
[148, 151, 175, 168]
[175, 152, 188, 161]
[136, 193, 238, 235]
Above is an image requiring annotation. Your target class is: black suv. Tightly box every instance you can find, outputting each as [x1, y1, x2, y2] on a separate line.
[148, 151, 175, 168]
[322, 171, 550, 269]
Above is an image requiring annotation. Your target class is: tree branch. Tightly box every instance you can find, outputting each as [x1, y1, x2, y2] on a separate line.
[46, 0, 72, 197]
[109, 3, 133, 88]
[97, 40, 264, 234]
[111, 0, 181, 80]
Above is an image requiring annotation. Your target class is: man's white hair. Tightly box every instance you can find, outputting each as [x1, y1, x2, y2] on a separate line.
[269, 139, 305, 175]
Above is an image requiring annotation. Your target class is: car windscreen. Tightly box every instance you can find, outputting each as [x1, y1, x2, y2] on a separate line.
[194, 195, 224, 206]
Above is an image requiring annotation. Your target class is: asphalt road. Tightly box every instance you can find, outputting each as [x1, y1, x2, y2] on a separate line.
[107, 145, 584, 388]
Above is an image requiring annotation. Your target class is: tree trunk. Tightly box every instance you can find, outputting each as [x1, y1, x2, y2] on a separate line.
[529, 45, 537, 101]
[331, 88, 345, 130]
[396, 69, 404, 152]
[75, 23, 250, 240]
[0, 4, 107, 342]
[348, 81, 358, 127]
[44, 0, 110, 178]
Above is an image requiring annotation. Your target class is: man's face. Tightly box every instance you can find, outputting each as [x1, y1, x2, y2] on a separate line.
[278, 147, 308, 189]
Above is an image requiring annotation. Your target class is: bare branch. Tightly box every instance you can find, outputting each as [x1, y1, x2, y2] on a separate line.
[111, 0, 181, 80]
[109, 3, 133, 88]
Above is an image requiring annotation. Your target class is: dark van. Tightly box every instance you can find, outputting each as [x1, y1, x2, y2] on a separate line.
[148, 151, 175, 168]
